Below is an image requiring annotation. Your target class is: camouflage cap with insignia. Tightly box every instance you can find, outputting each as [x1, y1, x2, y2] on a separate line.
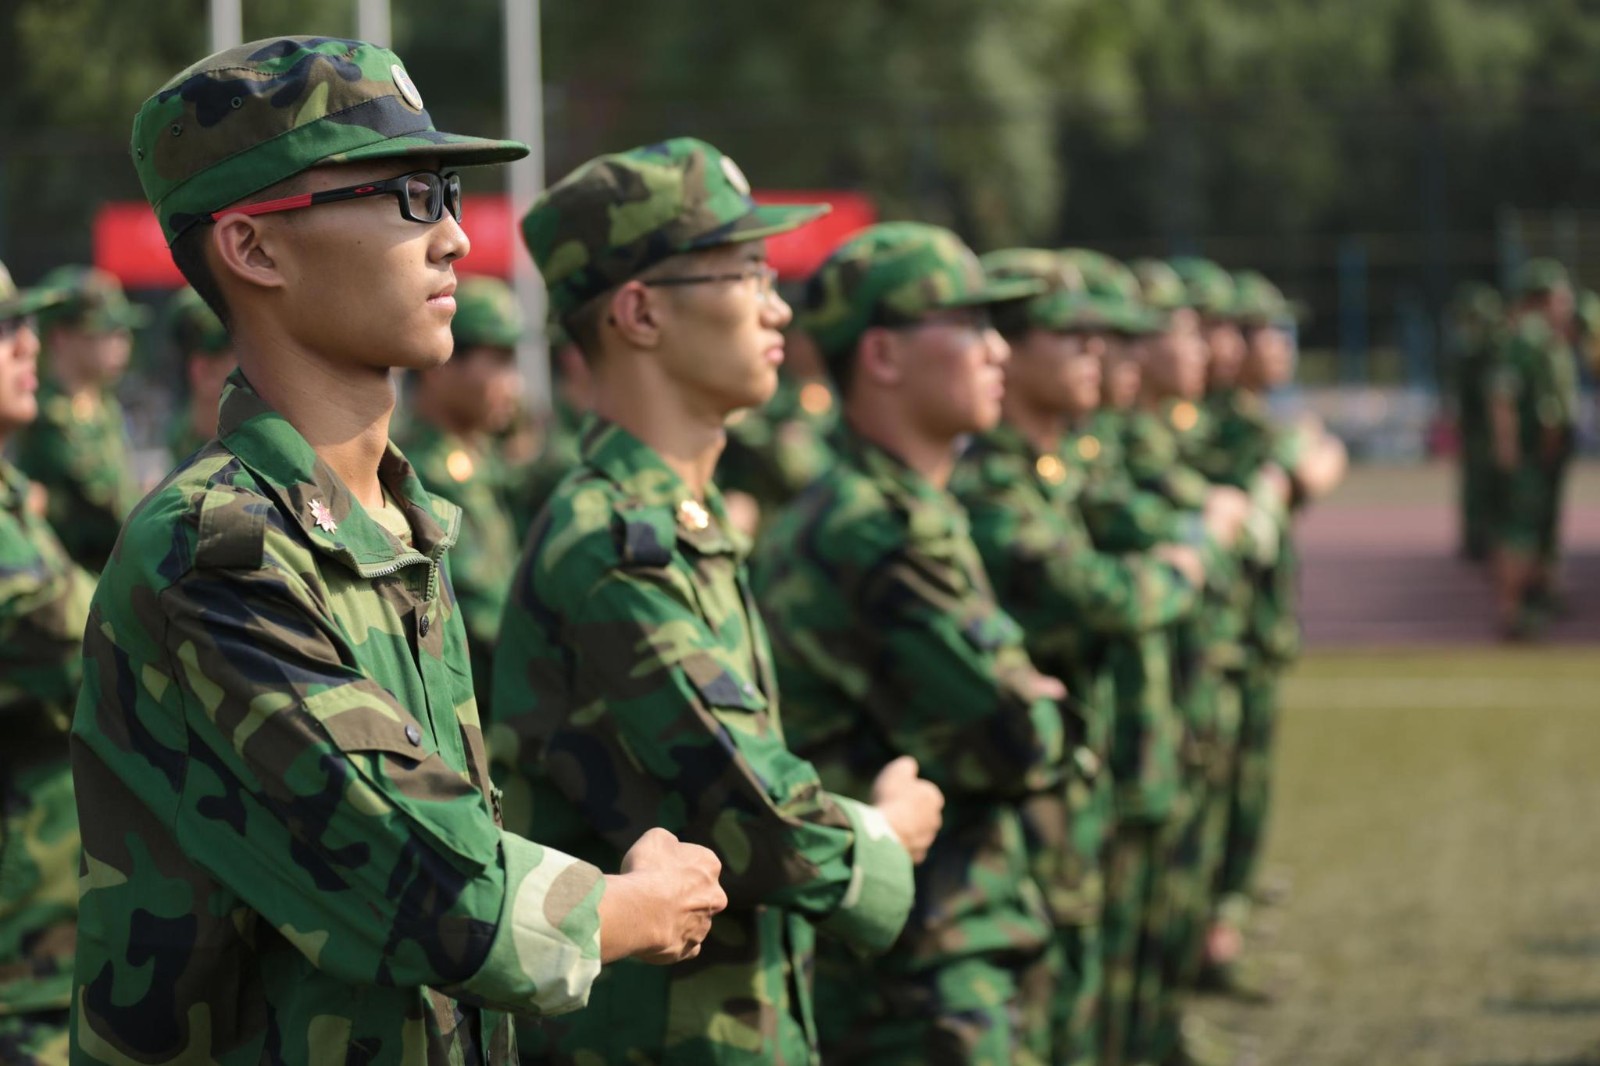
[1169, 256, 1239, 319]
[132, 36, 528, 243]
[981, 248, 1089, 334]
[450, 276, 524, 349]
[1232, 270, 1297, 328]
[0, 260, 68, 320]
[522, 137, 828, 323]
[1512, 257, 1571, 299]
[165, 285, 230, 354]
[802, 222, 1045, 364]
[35, 265, 151, 333]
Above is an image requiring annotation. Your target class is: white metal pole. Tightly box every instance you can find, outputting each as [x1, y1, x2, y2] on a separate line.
[209, 0, 242, 52]
[504, 0, 550, 414]
[357, 0, 392, 47]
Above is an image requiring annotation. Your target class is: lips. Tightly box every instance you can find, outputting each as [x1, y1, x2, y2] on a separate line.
[428, 280, 457, 311]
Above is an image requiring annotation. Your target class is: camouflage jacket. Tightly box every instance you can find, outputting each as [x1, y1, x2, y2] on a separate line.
[951, 423, 1198, 925]
[1, 457, 93, 1018]
[70, 375, 605, 1066]
[717, 375, 838, 519]
[1489, 314, 1582, 457]
[12, 379, 141, 573]
[1076, 408, 1203, 555]
[393, 421, 518, 717]
[490, 419, 914, 1066]
[750, 426, 1063, 974]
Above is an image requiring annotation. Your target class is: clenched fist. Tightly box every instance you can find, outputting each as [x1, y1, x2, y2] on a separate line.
[871, 756, 945, 864]
[600, 828, 727, 964]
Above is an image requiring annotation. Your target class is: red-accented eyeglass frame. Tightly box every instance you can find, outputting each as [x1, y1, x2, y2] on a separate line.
[209, 170, 462, 225]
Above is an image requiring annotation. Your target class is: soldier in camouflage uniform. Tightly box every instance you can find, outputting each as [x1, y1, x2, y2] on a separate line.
[0, 263, 93, 1066]
[71, 39, 725, 1066]
[504, 320, 593, 541]
[163, 285, 235, 465]
[1487, 258, 1581, 639]
[951, 249, 1206, 1066]
[396, 276, 524, 715]
[1446, 283, 1505, 562]
[750, 222, 1075, 1066]
[13, 266, 148, 572]
[495, 138, 937, 1066]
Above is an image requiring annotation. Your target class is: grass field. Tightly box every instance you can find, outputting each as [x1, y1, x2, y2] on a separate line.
[1197, 648, 1600, 1066]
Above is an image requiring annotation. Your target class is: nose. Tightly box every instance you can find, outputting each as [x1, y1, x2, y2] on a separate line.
[984, 327, 1010, 367]
[17, 324, 40, 365]
[433, 212, 471, 264]
[762, 289, 793, 330]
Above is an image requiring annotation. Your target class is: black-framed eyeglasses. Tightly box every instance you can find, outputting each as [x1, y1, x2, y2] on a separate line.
[642, 262, 780, 301]
[0, 315, 37, 341]
[212, 169, 463, 225]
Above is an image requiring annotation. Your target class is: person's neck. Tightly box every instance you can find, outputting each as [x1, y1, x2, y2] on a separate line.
[1138, 389, 1177, 413]
[846, 402, 958, 490]
[1001, 390, 1066, 456]
[48, 364, 99, 399]
[592, 372, 724, 499]
[236, 336, 395, 510]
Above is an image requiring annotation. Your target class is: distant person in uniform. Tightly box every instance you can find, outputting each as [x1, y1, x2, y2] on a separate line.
[163, 285, 236, 464]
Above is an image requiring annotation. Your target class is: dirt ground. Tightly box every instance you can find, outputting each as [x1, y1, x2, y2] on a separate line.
[1191, 463, 1600, 1066]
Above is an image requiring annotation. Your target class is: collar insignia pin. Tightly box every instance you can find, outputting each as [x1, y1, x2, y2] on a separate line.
[310, 498, 338, 534]
[677, 498, 711, 532]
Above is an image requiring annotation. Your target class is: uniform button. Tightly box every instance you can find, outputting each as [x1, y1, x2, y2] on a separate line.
[418, 614, 431, 637]
[742, 682, 757, 698]
[404, 723, 422, 747]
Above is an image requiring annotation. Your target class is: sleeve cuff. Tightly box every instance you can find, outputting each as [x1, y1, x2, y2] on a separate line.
[459, 831, 605, 1016]
[814, 796, 916, 957]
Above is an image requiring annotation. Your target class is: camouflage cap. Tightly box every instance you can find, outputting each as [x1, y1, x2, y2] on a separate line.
[1060, 248, 1140, 303]
[1169, 257, 1239, 318]
[0, 260, 67, 320]
[801, 222, 1045, 362]
[165, 285, 230, 354]
[133, 37, 528, 242]
[981, 248, 1090, 334]
[1131, 258, 1192, 313]
[1512, 257, 1571, 299]
[523, 137, 828, 322]
[35, 266, 151, 333]
[1232, 270, 1297, 327]
[450, 276, 524, 349]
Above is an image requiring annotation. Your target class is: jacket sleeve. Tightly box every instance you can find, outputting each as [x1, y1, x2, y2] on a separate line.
[137, 556, 605, 1017]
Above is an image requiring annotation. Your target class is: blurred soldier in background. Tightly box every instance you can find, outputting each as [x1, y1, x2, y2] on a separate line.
[753, 222, 1067, 1065]
[1487, 258, 1579, 639]
[396, 275, 524, 714]
[1445, 283, 1505, 563]
[954, 248, 1204, 1065]
[162, 285, 235, 464]
[504, 319, 593, 540]
[0, 262, 93, 1066]
[12, 266, 148, 571]
[497, 138, 932, 1065]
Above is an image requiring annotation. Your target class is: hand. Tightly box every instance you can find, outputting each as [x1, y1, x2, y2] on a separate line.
[600, 828, 727, 965]
[870, 756, 944, 864]
[1203, 486, 1249, 546]
[1153, 543, 1206, 588]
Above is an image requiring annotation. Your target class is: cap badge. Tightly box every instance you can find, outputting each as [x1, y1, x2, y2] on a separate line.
[392, 64, 424, 111]
[677, 498, 711, 533]
[310, 498, 338, 534]
[720, 154, 751, 196]
[446, 449, 475, 483]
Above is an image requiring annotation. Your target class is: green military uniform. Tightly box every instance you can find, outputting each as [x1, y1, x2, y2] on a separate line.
[1489, 263, 1581, 603]
[751, 223, 1069, 1066]
[717, 371, 838, 520]
[1447, 284, 1504, 561]
[396, 276, 525, 715]
[71, 39, 608, 1065]
[163, 286, 231, 465]
[1, 269, 93, 1066]
[493, 138, 916, 1066]
[12, 267, 148, 572]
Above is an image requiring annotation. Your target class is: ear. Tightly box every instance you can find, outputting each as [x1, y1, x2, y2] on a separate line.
[856, 327, 904, 388]
[210, 214, 286, 297]
[607, 281, 664, 350]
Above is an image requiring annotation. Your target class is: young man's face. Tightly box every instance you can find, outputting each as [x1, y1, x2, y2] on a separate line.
[0, 316, 42, 432]
[47, 324, 131, 387]
[899, 307, 1010, 439]
[1145, 312, 1208, 401]
[1203, 318, 1246, 390]
[435, 344, 522, 435]
[1101, 340, 1142, 411]
[648, 241, 790, 415]
[1242, 325, 1294, 391]
[1008, 329, 1102, 418]
[262, 158, 467, 373]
